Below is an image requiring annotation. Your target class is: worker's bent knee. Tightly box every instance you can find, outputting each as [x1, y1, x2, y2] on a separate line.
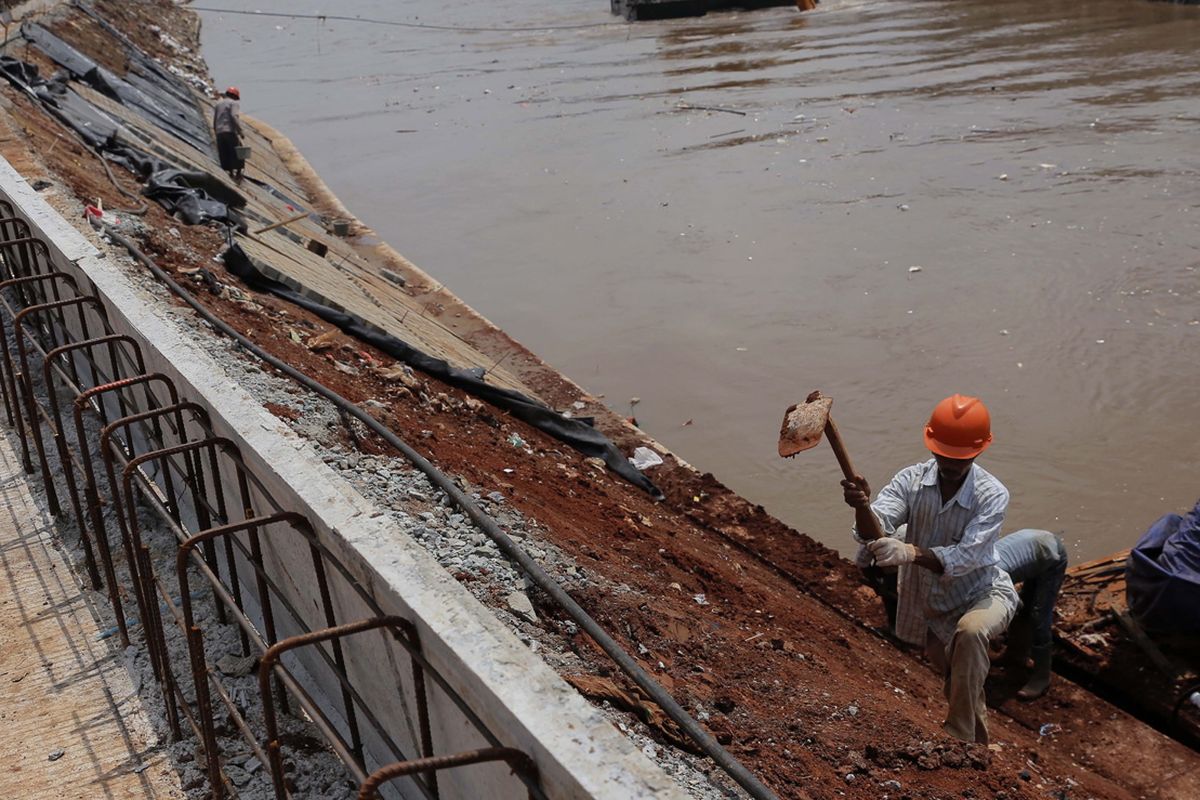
[955, 616, 994, 645]
[956, 602, 1009, 643]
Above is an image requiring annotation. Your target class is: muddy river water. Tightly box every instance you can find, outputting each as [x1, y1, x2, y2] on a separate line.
[198, 0, 1200, 563]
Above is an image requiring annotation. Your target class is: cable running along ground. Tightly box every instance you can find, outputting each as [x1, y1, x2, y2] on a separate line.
[186, 5, 621, 33]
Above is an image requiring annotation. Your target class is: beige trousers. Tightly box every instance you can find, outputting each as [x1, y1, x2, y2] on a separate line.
[926, 593, 1014, 744]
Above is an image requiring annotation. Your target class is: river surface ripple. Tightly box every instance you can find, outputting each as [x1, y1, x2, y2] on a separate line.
[199, 0, 1200, 563]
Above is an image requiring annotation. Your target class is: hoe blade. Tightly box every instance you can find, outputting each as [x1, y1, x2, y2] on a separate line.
[777, 392, 833, 458]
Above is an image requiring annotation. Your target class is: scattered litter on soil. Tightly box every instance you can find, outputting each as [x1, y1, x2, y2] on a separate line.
[630, 446, 665, 470]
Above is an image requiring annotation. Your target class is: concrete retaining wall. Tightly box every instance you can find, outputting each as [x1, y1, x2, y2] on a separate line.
[0, 156, 686, 800]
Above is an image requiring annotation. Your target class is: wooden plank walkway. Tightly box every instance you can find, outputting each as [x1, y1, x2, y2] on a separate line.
[0, 433, 184, 800]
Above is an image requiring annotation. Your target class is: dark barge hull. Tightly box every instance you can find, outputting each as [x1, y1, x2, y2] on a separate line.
[611, 0, 796, 21]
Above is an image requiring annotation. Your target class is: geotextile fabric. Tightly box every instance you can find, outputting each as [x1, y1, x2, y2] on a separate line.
[1126, 500, 1200, 633]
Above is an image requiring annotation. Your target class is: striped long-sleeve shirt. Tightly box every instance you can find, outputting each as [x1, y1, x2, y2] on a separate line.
[855, 460, 1018, 646]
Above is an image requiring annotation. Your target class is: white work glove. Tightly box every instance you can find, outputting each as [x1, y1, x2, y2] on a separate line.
[868, 537, 916, 568]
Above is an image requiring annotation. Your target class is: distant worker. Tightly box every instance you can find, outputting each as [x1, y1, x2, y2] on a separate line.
[213, 86, 245, 181]
[842, 394, 1019, 743]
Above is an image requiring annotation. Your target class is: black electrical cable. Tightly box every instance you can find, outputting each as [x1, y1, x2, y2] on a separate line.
[96, 154, 149, 216]
[92, 218, 784, 800]
[185, 4, 622, 33]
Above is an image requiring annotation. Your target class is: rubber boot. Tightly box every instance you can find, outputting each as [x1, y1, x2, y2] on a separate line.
[998, 611, 1031, 667]
[1017, 645, 1052, 701]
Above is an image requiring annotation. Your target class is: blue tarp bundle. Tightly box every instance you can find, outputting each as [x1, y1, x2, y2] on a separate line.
[1126, 499, 1200, 633]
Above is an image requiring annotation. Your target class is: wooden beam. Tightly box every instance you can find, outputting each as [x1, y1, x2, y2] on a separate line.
[253, 211, 311, 235]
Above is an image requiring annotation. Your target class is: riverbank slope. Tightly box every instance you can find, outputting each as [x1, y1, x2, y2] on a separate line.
[1, 1, 1196, 797]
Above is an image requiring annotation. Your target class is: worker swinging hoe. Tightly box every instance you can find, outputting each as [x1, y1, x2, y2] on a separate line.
[777, 391, 1069, 742]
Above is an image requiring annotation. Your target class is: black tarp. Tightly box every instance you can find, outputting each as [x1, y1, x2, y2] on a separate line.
[0, 56, 119, 149]
[76, 2, 198, 95]
[75, 2, 212, 139]
[0, 56, 245, 227]
[222, 244, 664, 499]
[22, 21, 212, 154]
[141, 165, 246, 227]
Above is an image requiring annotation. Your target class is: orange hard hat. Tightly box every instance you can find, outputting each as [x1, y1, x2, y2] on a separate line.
[225, 86, 240, 100]
[924, 394, 993, 459]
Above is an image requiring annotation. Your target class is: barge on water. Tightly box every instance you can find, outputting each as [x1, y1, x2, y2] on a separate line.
[612, 0, 798, 21]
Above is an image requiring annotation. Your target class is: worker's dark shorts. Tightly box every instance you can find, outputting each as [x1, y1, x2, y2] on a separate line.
[216, 131, 242, 171]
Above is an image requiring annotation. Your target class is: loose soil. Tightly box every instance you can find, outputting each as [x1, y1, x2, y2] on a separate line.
[2, 2, 1197, 799]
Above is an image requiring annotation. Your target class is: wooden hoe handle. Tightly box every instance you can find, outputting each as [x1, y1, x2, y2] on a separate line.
[824, 417, 884, 541]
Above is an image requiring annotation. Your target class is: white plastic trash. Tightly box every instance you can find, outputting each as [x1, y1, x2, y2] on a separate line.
[629, 446, 664, 470]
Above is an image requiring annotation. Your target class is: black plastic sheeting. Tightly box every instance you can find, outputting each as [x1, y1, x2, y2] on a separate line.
[141, 165, 246, 227]
[23, 18, 212, 153]
[0, 57, 114, 148]
[222, 244, 664, 499]
[0, 56, 245, 227]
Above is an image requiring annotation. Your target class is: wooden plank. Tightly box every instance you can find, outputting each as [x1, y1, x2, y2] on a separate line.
[0, 436, 184, 799]
[253, 210, 313, 234]
[1068, 548, 1131, 576]
[1113, 611, 1181, 680]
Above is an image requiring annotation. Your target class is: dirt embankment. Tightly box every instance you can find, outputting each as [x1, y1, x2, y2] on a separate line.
[1, 2, 1197, 799]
